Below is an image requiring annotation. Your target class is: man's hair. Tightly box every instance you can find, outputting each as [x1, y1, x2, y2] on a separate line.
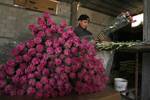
[78, 14, 90, 22]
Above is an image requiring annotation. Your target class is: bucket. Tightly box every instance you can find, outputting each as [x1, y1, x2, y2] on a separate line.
[114, 78, 128, 92]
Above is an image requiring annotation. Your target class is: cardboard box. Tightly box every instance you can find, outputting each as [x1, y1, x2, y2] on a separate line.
[0, 88, 121, 100]
[26, 0, 58, 13]
[14, 0, 58, 14]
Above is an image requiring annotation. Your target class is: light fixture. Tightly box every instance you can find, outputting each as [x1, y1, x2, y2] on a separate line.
[131, 13, 143, 27]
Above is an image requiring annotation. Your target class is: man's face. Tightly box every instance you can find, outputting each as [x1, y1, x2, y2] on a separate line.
[79, 20, 89, 29]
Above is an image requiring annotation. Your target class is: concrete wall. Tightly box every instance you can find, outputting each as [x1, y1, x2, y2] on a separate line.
[0, 0, 114, 42]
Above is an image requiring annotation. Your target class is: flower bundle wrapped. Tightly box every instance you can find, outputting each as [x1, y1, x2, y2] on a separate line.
[0, 12, 108, 98]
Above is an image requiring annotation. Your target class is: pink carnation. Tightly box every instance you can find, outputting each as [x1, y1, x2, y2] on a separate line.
[27, 65, 36, 72]
[34, 37, 42, 44]
[47, 17, 55, 25]
[40, 60, 47, 67]
[37, 17, 46, 26]
[64, 41, 72, 48]
[62, 32, 69, 39]
[71, 47, 78, 54]
[27, 73, 35, 79]
[26, 40, 35, 48]
[55, 58, 62, 65]
[65, 57, 72, 65]
[19, 76, 27, 84]
[47, 47, 54, 54]
[43, 12, 50, 19]
[36, 82, 43, 89]
[27, 87, 36, 95]
[37, 31, 45, 37]
[36, 44, 44, 53]
[6, 59, 16, 67]
[42, 53, 49, 60]
[12, 76, 19, 83]
[66, 27, 74, 34]
[36, 53, 43, 58]
[45, 40, 52, 47]
[31, 58, 40, 65]
[51, 25, 58, 32]
[15, 56, 23, 63]
[16, 69, 23, 76]
[55, 67, 64, 74]
[64, 49, 70, 56]
[60, 54, 65, 60]
[0, 80, 6, 88]
[58, 37, 65, 44]
[23, 54, 31, 62]
[69, 72, 76, 79]
[43, 84, 51, 91]
[45, 28, 52, 37]
[53, 40, 60, 48]
[55, 47, 62, 54]
[4, 85, 13, 93]
[16, 43, 25, 52]
[28, 79, 36, 86]
[40, 77, 49, 84]
[34, 71, 41, 78]
[28, 24, 36, 32]
[60, 20, 67, 28]
[42, 68, 49, 76]
[11, 48, 19, 56]
[5, 67, 14, 76]
[28, 48, 36, 56]
[64, 66, 71, 73]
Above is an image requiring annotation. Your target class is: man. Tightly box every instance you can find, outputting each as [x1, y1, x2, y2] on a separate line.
[74, 14, 93, 40]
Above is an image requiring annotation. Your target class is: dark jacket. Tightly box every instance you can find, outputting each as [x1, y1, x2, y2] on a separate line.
[74, 26, 92, 40]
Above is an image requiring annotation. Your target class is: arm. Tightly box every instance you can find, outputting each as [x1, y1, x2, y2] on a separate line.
[96, 11, 132, 42]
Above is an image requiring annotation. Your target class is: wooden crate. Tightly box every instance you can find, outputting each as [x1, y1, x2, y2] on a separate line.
[14, 0, 58, 13]
[14, 0, 26, 6]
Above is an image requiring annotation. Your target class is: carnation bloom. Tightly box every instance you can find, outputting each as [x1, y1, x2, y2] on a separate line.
[45, 40, 52, 47]
[36, 44, 44, 53]
[15, 56, 23, 63]
[31, 58, 40, 65]
[28, 24, 36, 32]
[23, 54, 31, 62]
[37, 31, 45, 37]
[64, 49, 70, 56]
[26, 40, 35, 48]
[0, 80, 6, 88]
[6, 59, 16, 67]
[16, 43, 25, 52]
[11, 48, 19, 56]
[36, 82, 43, 89]
[55, 47, 62, 54]
[55, 58, 62, 66]
[60, 20, 67, 28]
[27, 87, 36, 95]
[28, 48, 36, 56]
[65, 57, 72, 65]
[40, 77, 49, 84]
[46, 47, 54, 54]
[34, 37, 42, 44]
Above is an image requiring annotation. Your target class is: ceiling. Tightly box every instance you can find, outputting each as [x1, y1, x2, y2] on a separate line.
[59, 0, 143, 16]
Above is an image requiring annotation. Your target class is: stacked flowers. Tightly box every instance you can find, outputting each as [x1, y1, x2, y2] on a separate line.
[0, 12, 108, 98]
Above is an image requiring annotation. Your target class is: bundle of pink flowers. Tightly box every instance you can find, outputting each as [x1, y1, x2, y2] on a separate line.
[0, 12, 108, 98]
